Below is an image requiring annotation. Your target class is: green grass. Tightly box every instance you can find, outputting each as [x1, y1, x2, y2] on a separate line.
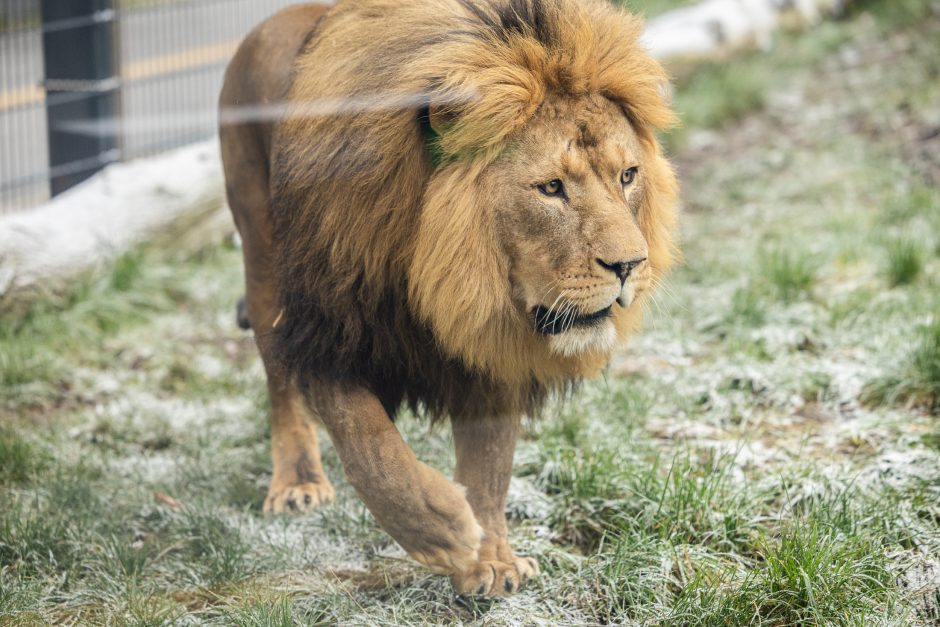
[759, 247, 818, 303]
[176, 510, 257, 585]
[885, 239, 924, 286]
[727, 285, 767, 327]
[664, 1, 926, 148]
[856, 0, 940, 30]
[686, 520, 895, 625]
[0, 427, 47, 485]
[864, 318, 940, 413]
[923, 425, 940, 451]
[676, 60, 771, 130]
[619, 0, 694, 17]
[0, 249, 185, 409]
[881, 185, 939, 226]
[537, 446, 753, 548]
[536, 466, 918, 624]
[224, 598, 295, 627]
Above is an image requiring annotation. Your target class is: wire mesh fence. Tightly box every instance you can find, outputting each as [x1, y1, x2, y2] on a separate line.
[0, 0, 48, 213]
[0, 0, 300, 214]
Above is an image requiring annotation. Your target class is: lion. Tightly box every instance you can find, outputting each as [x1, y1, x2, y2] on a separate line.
[219, 0, 678, 597]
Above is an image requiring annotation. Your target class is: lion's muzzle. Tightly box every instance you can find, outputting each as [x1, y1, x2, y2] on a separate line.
[532, 304, 613, 335]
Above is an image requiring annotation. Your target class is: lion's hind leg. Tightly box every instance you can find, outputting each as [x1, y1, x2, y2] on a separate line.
[262, 382, 335, 514]
[226, 175, 335, 515]
[244, 263, 336, 515]
[219, 1, 336, 516]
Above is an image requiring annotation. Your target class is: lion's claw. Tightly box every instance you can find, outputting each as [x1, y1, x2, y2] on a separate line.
[452, 555, 539, 597]
[264, 481, 335, 514]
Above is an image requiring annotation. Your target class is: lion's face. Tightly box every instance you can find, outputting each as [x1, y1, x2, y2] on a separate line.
[411, 89, 676, 384]
[486, 94, 652, 357]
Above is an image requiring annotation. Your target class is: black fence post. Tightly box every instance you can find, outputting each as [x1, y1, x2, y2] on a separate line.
[40, 0, 120, 196]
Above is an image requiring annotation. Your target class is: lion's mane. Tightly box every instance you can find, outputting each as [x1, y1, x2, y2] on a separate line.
[271, 0, 678, 419]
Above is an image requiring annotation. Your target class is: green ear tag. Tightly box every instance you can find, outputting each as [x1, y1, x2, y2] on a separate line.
[420, 106, 454, 169]
[425, 124, 447, 169]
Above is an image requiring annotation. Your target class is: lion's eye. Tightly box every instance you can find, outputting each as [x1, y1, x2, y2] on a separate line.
[538, 179, 565, 197]
[621, 167, 639, 187]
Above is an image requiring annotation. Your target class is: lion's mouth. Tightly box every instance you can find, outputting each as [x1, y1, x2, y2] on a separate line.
[532, 305, 613, 335]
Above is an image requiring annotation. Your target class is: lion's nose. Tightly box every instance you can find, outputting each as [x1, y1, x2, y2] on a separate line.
[597, 256, 647, 284]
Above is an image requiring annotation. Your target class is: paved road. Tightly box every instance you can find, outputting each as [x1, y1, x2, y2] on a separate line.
[0, 0, 304, 212]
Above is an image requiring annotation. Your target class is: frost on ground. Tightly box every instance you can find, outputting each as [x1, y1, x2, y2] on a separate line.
[2, 3, 940, 625]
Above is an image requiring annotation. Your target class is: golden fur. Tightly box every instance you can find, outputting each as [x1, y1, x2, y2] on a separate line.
[271, 0, 678, 412]
[220, 0, 678, 596]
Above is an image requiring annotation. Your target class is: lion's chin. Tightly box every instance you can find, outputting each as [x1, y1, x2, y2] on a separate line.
[546, 320, 618, 358]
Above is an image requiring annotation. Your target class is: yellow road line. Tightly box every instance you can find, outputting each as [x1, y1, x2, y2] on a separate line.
[0, 84, 44, 112]
[122, 38, 239, 81]
[0, 38, 240, 113]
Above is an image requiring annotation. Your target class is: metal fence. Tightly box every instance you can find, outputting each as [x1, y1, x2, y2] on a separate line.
[0, 0, 299, 214]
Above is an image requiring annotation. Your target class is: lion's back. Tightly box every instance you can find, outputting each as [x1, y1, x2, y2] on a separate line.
[220, 3, 330, 204]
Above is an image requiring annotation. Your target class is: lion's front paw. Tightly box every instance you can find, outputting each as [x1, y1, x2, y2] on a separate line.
[263, 480, 335, 514]
[398, 500, 484, 575]
[364, 462, 485, 575]
[452, 555, 540, 597]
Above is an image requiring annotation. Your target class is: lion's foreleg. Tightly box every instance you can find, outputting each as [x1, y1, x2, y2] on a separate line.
[314, 386, 483, 576]
[450, 414, 539, 596]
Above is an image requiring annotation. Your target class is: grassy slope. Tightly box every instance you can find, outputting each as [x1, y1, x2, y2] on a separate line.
[620, 0, 696, 17]
[2, 3, 940, 625]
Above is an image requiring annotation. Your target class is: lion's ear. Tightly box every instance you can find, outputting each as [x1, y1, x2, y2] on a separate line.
[419, 103, 459, 167]
[426, 103, 458, 136]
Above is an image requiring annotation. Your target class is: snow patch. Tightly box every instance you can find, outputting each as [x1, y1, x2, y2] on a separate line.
[0, 140, 224, 302]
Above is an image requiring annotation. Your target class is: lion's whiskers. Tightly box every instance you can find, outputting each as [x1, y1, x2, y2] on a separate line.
[649, 276, 683, 319]
[561, 300, 578, 334]
[650, 275, 682, 309]
[532, 285, 568, 334]
[546, 290, 572, 328]
[535, 279, 563, 312]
